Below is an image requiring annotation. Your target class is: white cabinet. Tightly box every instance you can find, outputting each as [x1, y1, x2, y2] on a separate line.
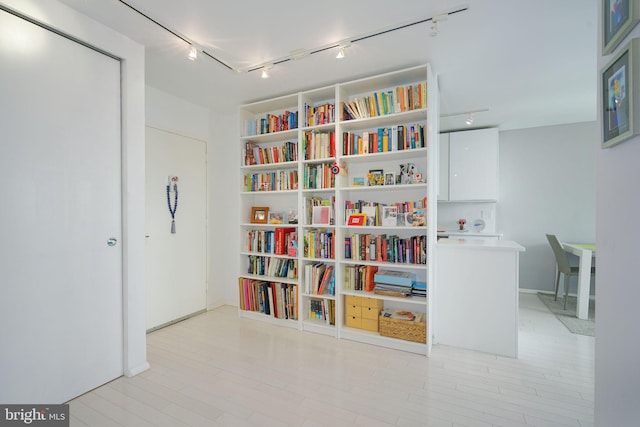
[439, 128, 498, 201]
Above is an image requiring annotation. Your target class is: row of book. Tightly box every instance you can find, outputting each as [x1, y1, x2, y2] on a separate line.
[245, 111, 298, 136]
[303, 230, 335, 260]
[342, 82, 427, 120]
[303, 131, 336, 160]
[343, 264, 378, 292]
[303, 102, 335, 127]
[308, 298, 335, 325]
[245, 227, 296, 255]
[303, 263, 335, 295]
[243, 140, 297, 166]
[238, 278, 298, 320]
[246, 255, 298, 279]
[344, 198, 428, 226]
[304, 196, 335, 226]
[342, 124, 426, 156]
[344, 234, 427, 265]
[244, 170, 298, 192]
[303, 163, 336, 190]
[373, 270, 426, 299]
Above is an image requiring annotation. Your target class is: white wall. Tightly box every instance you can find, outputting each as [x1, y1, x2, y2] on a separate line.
[497, 122, 597, 292]
[208, 111, 240, 307]
[595, 6, 640, 424]
[0, 0, 148, 376]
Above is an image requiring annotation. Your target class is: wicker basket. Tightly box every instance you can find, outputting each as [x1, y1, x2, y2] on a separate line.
[379, 316, 427, 343]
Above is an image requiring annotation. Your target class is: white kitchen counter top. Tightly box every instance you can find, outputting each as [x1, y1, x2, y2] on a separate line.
[438, 230, 504, 238]
[437, 238, 525, 252]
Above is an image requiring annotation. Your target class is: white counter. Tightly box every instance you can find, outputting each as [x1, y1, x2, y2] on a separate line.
[437, 238, 524, 251]
[438, 230, 504, 239]
[435, 239, 525, 358]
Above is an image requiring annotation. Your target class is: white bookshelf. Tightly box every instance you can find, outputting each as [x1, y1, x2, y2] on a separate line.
[238, 65, 438, 355]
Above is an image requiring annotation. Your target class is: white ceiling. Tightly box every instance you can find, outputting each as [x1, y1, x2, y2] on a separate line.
[56, 0, 598, 132]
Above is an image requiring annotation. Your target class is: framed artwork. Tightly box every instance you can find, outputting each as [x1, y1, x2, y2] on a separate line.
[367, 169, 384, 186]
[312, 206, 331, 225]
[601, 38, 640, 148]
[268, 211, 286, 224]
[347, 213, 366, 226]
[250, 206, 269, 224]
[603, 0, 640, 55]
[381, 206, 398, 227]
[384, 172, 396, 186]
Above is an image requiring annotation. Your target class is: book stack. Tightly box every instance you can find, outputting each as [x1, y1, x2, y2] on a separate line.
[373, 269, 415, 298]
[411, 281, 427, 298]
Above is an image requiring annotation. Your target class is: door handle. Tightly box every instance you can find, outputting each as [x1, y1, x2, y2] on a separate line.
[107, 237, 117, 247]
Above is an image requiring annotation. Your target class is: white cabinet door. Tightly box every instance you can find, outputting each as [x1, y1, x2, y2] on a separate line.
[449, 128, 498, 201]
[438, 133, 450, 201]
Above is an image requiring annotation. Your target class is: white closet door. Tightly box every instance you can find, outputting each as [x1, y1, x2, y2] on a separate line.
[145, 127, 207, 330]
[0, 10, 123, 403]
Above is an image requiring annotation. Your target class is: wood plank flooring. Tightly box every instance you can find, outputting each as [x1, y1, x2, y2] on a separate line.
[69, 293, 594, 426]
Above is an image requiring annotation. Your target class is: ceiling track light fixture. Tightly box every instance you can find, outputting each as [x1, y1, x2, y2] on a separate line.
[335, 42, 351, 59]
[116, 0, 468, 75]
[261, 64, 274, 79]
[441, 108, 488, 126]
[465, 113, 474, 125]
[188, 45, 198, 61]
[430, 14, 448, 37]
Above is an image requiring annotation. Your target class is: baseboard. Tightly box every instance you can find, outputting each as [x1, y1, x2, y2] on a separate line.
[519, 288, 595, 301]
[125, 361, 150, 377]
[146, 309, 207, 334]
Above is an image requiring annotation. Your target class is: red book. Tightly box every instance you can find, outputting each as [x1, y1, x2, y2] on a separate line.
[275, 227, 296, 255]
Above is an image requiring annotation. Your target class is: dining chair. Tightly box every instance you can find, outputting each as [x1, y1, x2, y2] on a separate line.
[545, 234, 596, 310]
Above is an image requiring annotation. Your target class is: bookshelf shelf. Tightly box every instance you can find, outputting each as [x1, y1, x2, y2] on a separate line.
[238, 65, 437, 356]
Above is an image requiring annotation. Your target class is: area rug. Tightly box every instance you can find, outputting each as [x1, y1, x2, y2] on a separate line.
[537, 293, 595, 337]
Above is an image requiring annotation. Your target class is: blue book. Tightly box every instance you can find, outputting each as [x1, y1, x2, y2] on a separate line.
[374, 270, 415, 287]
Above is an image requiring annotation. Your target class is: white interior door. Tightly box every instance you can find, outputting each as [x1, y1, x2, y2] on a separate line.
[0, 10, 123, 403]
[145, 127, 207, 330]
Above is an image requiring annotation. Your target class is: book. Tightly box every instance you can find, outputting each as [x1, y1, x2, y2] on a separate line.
[374, 270, 415, 287]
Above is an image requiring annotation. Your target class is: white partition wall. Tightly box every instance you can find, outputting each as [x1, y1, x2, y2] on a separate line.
[0, 0, 147, 402]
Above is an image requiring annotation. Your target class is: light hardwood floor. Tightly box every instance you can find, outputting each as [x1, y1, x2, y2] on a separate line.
[69, 293, 594, 427]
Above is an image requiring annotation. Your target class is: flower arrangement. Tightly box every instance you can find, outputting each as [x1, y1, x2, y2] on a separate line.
[457, 218, 466, 230]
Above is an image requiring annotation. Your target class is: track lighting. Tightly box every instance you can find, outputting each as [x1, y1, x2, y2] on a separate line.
[261, 64, 273, 79]
[188, 46, 198, 61]
[430, 14, 448, 37]
[335, 42, 351, 59]
[465, 113, 474, 126]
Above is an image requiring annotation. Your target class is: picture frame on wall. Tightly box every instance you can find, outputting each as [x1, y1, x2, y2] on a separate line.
[603, 0, 640, 55]
[601, 38, 640, 148]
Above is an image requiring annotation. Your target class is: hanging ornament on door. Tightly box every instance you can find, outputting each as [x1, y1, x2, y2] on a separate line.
[167, 176, 179, 234]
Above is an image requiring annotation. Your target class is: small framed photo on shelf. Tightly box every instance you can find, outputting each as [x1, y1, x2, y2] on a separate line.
[352, 176, 365, 187]
[399, 163, 418, 184]
[347, 213, 366, 226]
[384, 172, 396, 186]
[250, 206, 269, 224]
[412, 209, 427, 227]
[601, 38, 640, 148]
[367, 169, 384, 186]
[603, 0, 640, 55]
[268, 211, 286, 224]
[381, 206, 398, 227]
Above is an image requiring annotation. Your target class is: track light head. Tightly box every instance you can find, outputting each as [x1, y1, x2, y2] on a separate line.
[261, 64, 273, 79]
[188, 46, 198, 61]
[465, 113, 474, 126]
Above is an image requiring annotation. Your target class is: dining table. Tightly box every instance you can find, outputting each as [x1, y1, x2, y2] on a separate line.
[561, 242, 596, 320]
